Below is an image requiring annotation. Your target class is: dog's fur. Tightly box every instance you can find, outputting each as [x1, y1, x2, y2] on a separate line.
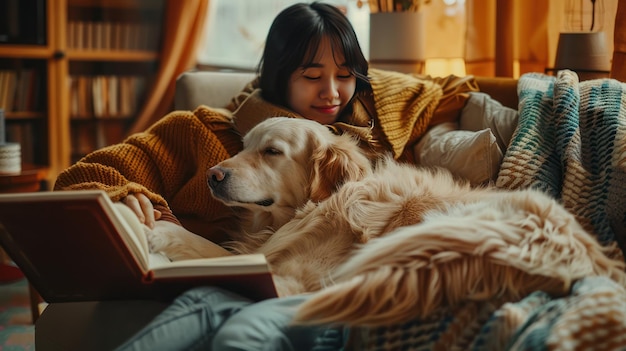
[152, 117, 626, 326]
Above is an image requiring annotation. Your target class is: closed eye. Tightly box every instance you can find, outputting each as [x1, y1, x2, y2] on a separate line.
[304, 73, 352, 80]
[263, 147, 282, 156]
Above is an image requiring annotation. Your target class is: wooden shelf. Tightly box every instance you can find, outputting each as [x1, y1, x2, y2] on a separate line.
[66, 50, 159, 61]
[68, 0, 164, 9]
[0, 45, 53, 59]
[5, 112, 47, 120]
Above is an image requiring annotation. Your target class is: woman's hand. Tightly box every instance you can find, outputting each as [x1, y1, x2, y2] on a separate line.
[122, 193, 162, 229]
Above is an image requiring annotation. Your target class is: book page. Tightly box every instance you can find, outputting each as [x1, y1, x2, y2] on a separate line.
[107, 200, 270, 279]
[110, 202, 151, 271]
[148, 252, 172, 267]
[150, 253, 270, 279]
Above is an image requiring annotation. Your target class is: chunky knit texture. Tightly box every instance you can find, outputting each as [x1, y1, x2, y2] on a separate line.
[369, 69, 443, 158]
[497, 70, 626, 255]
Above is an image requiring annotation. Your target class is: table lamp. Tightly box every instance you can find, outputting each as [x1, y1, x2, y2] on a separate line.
[554, 0, 610, 80]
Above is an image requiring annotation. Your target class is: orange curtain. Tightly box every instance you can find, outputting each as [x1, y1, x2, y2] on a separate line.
[129, 0, 209, 134]
[464, 0, 618, 79]
[610, 0, 626, 81]
[464, 0, 549, 78]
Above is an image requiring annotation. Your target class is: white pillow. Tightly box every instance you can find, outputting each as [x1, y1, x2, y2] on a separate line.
[460, 92, 519, 153]
[415, 122, 503, 186]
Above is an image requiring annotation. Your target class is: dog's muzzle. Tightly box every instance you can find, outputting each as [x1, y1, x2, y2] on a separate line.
[207, 166, 274, 207]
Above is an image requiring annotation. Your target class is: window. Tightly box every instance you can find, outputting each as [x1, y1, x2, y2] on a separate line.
[196, 0, 466, 76]
[196, 0, 370, 71]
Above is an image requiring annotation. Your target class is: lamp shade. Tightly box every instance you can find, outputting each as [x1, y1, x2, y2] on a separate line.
[554, 31, 610, 72]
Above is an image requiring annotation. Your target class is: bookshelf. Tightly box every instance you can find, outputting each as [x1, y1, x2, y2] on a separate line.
[63, 0, 165, 166]
[0, 0, 165, 186]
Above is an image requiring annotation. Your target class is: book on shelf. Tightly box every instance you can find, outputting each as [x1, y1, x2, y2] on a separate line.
[74, 21, 84, 50]
[15, 69, 37, 112]
[71, 75, 144, 119]
[0, 70, 17, 112]
[103, 22, 112, 50]
[70, 124, 96, 159]
[112, 22, 123, 50]
[108, 75, 118, 117]
[67, 20, 160, 51]
[95, 123, 126, 150]
[0, 190, 277, 303]
[0, 69, 41, 113]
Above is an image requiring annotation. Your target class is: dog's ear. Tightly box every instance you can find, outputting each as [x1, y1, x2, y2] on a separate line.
[309, 133, 372, 202]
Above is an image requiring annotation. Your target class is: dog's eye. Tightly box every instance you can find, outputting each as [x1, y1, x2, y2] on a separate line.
[264, 147, 282, 156]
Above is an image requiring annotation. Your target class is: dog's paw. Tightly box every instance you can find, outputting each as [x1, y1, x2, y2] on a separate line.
[146, 220, 233, 261]
[143, 224, 171, 254]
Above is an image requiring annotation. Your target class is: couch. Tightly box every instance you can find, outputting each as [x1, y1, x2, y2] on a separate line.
[35, 70, 626, 350]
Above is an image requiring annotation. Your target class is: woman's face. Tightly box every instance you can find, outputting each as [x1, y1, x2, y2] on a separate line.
[287, 37, 357, 124]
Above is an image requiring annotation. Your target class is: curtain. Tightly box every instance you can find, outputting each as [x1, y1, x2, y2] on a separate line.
[610, 0, 626, 81]
[464, 0, 548, 78]
[463, 0, 617, 79]
[129, 0, 209, 134]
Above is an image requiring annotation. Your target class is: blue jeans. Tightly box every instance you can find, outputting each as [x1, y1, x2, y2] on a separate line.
[114, 286, 344, 351]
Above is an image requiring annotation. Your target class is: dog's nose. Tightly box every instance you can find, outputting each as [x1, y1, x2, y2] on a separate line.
[208, 166, 229, 190]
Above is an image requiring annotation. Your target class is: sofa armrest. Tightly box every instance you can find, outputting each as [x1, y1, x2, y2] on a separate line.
[474, 77, 519, 110]
[174, 71, 255, 110]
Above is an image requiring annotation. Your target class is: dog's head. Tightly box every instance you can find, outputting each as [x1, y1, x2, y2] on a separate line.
[208, 117, 373, 228]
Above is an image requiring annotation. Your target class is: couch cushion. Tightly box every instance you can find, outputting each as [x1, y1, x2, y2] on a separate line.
[174, 71, 255, 110]
[460, 92, 519, 153]
[415, 122, 503, 186]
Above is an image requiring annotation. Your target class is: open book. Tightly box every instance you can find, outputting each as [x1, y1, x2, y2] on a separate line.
[0, 190, 277, 303]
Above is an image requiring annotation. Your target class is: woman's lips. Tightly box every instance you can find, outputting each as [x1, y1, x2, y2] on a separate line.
[314, 105, 339, 114]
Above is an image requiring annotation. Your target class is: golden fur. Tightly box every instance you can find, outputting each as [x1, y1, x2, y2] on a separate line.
[158, 117, 626, 325]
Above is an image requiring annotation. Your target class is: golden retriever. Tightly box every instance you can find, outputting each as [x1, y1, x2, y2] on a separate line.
[156, 117, 626, 326]
[207, 116, 372, 237]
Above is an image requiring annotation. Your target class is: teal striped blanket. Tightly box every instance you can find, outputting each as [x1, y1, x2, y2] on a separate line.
[354, 71, 626, 350]
[497, 70, 626, 254]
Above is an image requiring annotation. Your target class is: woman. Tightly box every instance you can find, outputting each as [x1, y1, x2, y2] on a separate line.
[56, 2, 477, 350]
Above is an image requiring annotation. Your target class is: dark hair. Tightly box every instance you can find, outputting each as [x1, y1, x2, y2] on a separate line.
[257, 2, 370, 107]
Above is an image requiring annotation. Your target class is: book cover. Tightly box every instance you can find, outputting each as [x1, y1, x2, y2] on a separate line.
[0, 190, 277, 303]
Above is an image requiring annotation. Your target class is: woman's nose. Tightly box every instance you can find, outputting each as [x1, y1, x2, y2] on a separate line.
[320, 78, 340, 100]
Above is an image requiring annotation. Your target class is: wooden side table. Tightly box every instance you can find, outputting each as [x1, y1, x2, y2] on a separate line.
[0, 164, 49, 193]
[0, 164, 49, 323]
